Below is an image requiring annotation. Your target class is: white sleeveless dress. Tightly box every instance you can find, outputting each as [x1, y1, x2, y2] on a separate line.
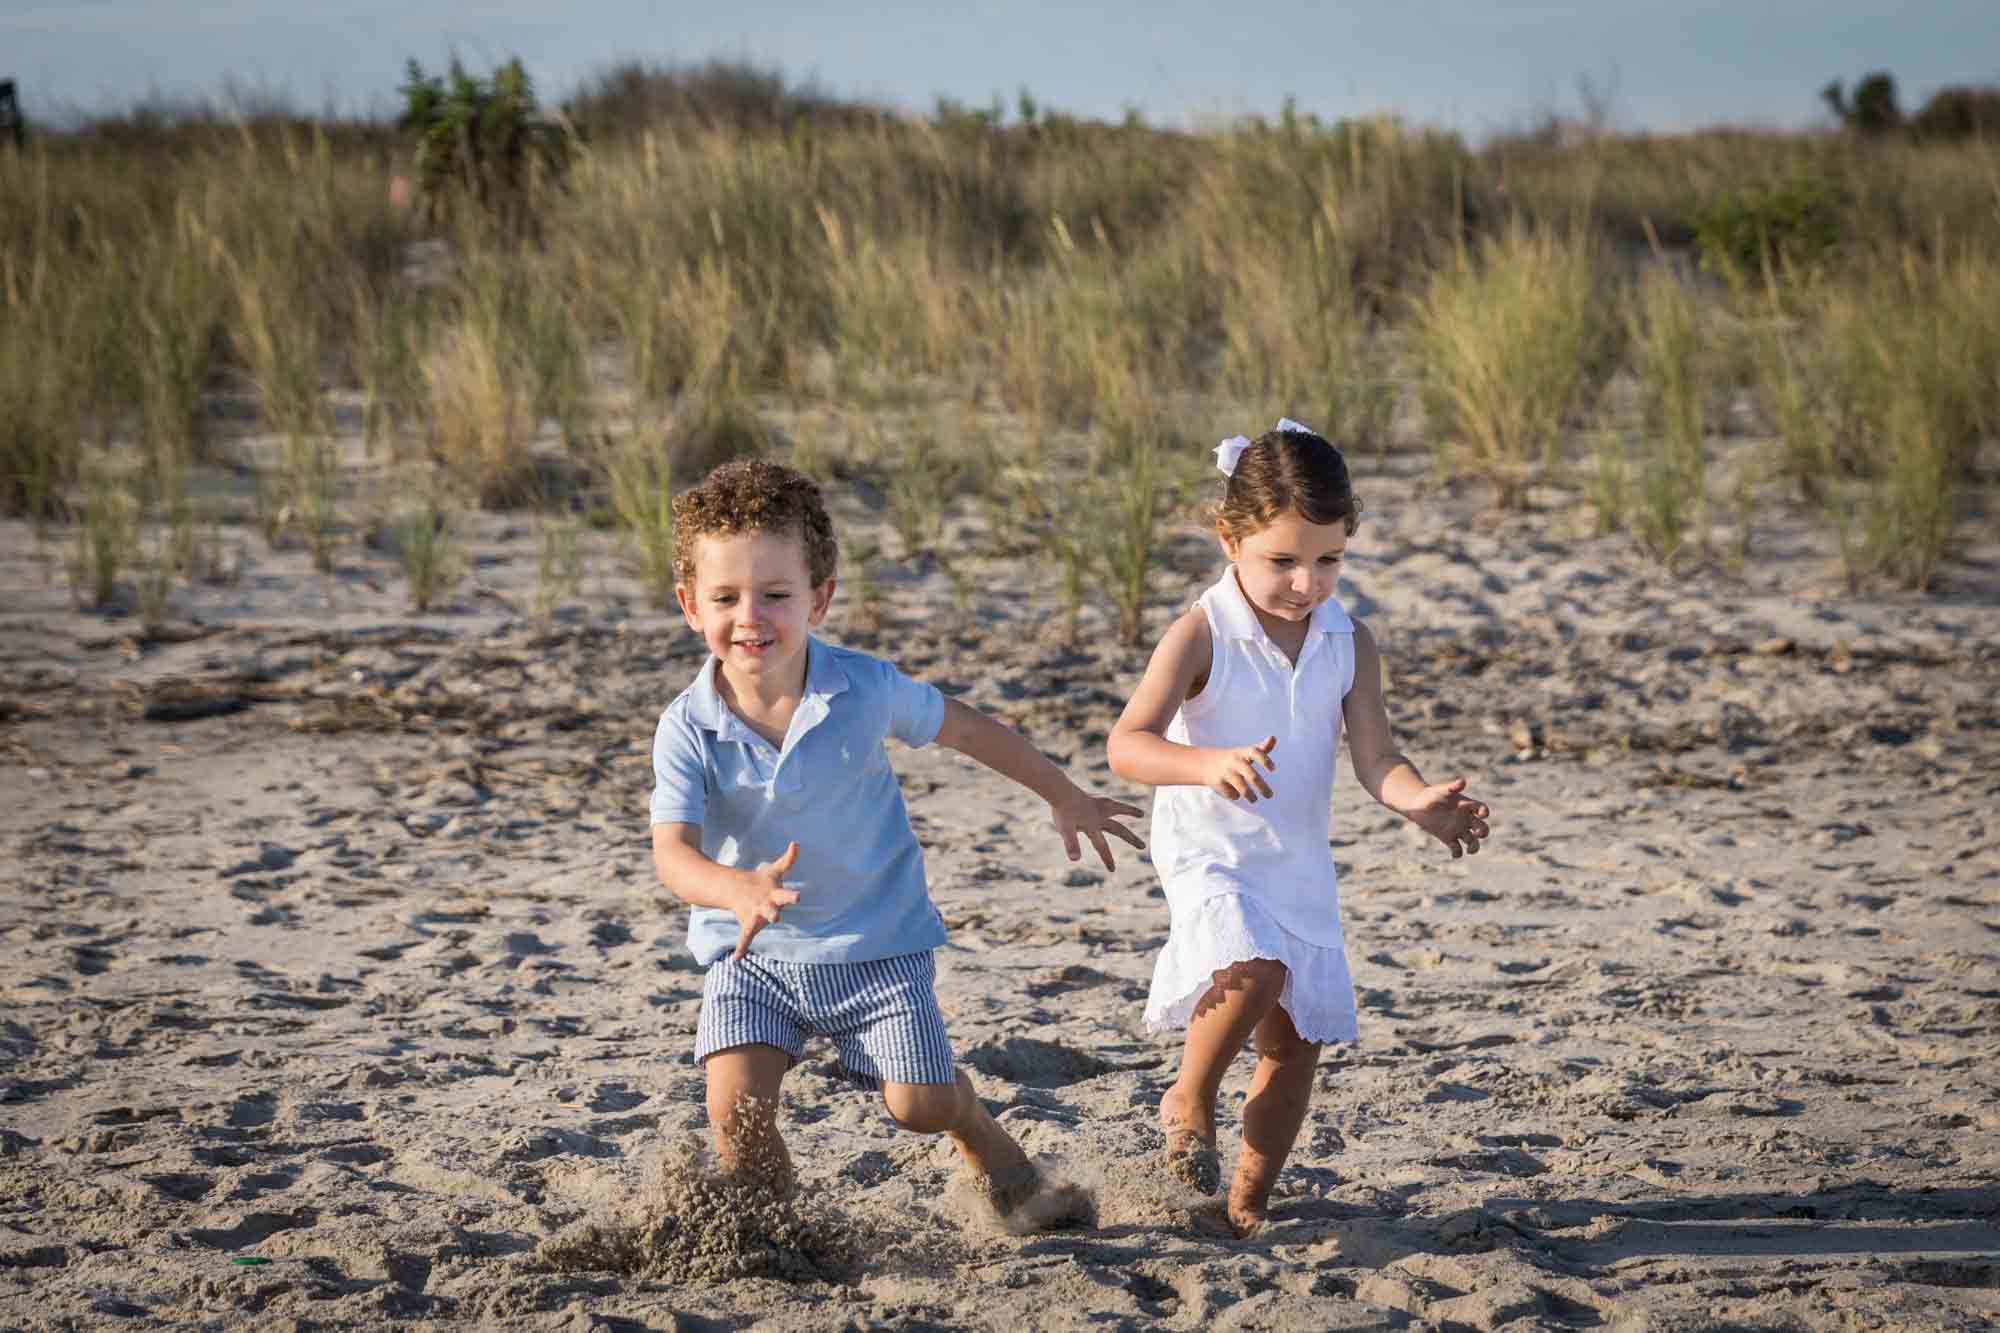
[1144, 568, 1361, 1044]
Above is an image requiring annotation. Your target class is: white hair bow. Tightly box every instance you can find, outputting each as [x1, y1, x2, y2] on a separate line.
[1213, 418, 1318, 477]
[1213, 435, 1252, 477]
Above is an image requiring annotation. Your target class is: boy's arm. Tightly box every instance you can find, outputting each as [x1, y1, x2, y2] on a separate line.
[1107, 610, 1278, 801]
[651, 823, 802, 958]
[933, 697, 1144, 869]
[1343, 620, 1492, 858]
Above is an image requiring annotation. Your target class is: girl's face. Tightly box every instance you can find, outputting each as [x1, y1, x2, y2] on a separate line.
[1221, 509, 1348, 625]
[675, 529, 834, 690]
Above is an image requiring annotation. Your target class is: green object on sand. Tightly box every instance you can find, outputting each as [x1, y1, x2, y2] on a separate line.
[229, 1256, 271, 1266]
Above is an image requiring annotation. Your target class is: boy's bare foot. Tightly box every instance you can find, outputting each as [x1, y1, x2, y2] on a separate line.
[969, 1159, 1096, 1233]
[1159, 1088, 1220, 1196]
[720, 1165, 797, 1203]
[716, 1141, 797, 1202]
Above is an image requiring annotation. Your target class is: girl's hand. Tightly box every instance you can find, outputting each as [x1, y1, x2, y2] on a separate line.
[1052, 792, 1146, 870]
[1404, 778, 1491, 858]
[731, 841, 801, 959]
[1201, 736, 1278, 802]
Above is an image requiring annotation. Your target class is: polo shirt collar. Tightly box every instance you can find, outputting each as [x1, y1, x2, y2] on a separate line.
[684, 637, 851, 743]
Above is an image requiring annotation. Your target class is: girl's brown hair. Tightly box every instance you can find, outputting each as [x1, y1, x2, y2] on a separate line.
[1209, 426, 1363, 541]
[672, 458, 840, 587]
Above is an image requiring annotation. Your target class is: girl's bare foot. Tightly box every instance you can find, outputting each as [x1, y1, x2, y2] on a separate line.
[1187, 1194, 1268, 1239]
[1225, 1196, 1268, 1238]
[1166, 1137, 1222, 1196]
[1159, 1085, 1220, 1196]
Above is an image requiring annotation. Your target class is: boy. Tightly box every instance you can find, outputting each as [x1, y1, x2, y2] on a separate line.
[649, 459, 1141, 1217]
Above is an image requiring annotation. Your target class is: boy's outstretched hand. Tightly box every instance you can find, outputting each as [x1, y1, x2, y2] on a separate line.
[732, 841, 801, 959]
[1052, 792, 1146, 871]
[1404, 778, 1491, 859]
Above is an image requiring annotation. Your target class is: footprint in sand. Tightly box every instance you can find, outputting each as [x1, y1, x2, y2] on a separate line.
[963, 1036, 1115, 1088]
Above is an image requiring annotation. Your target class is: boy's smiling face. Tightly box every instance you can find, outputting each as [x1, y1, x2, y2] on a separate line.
[676, 528, 835, 692]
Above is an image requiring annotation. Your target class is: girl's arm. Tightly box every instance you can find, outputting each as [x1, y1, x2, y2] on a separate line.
[1343, 620, 1492, 858]
[934, 698, 1144, 869]
[651, 823, 802, 958]
[1107, 610, 1278, 801]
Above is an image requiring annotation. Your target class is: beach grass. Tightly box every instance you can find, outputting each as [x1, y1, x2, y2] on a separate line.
[5, 84, 1997, 602]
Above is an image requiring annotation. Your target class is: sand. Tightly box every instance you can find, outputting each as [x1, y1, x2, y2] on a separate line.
[2, 429, 1998, 1331]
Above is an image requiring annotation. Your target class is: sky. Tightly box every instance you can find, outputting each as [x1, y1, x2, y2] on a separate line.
[3, 1, 1995, 138]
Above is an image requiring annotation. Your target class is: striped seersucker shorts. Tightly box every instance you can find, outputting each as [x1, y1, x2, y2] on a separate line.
[694, 949, 956, 1088]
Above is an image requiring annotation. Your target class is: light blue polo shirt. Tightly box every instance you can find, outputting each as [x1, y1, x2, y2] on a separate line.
[649, 638, 950, 966]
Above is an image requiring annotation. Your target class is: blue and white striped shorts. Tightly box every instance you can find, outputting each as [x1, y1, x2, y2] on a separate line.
[694, 950, 956, 1088]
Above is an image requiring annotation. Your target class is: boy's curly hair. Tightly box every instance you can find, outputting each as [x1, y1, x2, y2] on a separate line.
[1208, 426, 1363, 541]
[671, 459, 839, 587]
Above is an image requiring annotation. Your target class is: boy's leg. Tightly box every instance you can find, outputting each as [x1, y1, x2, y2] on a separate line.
[883, 1072, 1091, 1223]
[830, 953, 1064, 1217]
[695, 954, 809, 1196]
[825, 954, 1018, 1172]
[704, 1043, 794, 1193]
[882, 1069, 1030, 1182]
[1162, 959, 1288, 1192]
[1229, 1001, 1321, 1235]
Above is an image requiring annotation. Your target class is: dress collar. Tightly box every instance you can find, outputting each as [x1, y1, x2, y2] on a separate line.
[1209, 568, 1352, 646]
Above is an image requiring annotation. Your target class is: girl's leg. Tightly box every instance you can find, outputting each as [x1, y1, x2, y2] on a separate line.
[1229, 1002, 1321, 1235]
[1161, 959, 1288, 1193]
[704, 1042, 794, 1195]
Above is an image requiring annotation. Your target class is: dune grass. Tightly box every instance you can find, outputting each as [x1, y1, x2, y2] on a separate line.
[1601, 263, 1714, 563]
[1413, 222, 1619, 507]
[4, 81, 1996, 611]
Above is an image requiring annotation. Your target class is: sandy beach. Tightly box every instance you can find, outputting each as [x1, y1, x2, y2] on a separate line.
[3, 425, 1997, 1330]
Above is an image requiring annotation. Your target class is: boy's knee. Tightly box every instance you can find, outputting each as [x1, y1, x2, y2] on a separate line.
[703, 1044, 789, 1135]
[883, 1078, 963, 1134]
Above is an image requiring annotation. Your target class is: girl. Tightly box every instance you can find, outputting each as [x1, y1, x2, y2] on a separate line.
[1106, 420, 1492, 1236]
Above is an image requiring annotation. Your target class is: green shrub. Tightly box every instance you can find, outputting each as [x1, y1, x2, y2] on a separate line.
[1689, 177, 1840, 283]
[1821, 73, 1903, 135]
[398, 57, 569, 232]
[1910, 85, 2000, 141]
[392, 497, 463, 612]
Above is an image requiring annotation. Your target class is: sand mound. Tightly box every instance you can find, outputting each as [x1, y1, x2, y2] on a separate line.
[536, 1138, 857, 1285]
